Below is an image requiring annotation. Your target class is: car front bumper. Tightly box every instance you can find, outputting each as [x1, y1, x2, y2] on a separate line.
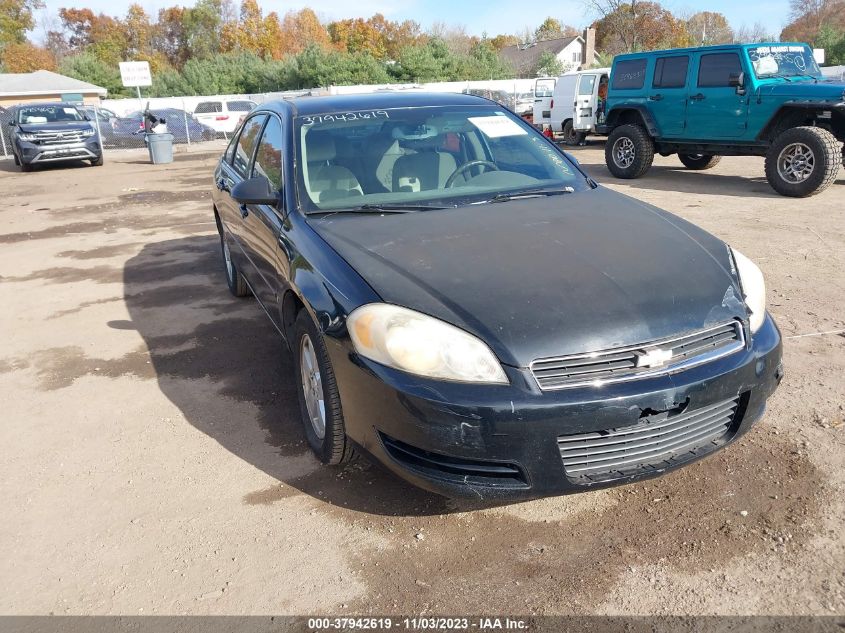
[16, 137, 102, 164]
[328, 315, 783, 500]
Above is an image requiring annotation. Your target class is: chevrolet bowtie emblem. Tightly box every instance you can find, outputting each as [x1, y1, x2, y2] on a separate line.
[636, 348, 673, 368]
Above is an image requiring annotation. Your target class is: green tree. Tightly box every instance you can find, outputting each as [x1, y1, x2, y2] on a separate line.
[59, 51, 129, 96]
[0, 0, 43, 48]
[535, 50, 565, 76]
[182, 0, 222, 60]
[816, 24, 845, 64]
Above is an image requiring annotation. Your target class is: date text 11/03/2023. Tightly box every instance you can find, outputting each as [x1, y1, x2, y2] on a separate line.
[307, 617, 529, 630]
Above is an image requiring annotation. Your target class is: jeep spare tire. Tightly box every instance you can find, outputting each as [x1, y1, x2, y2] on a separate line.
[765, 126, 840, 197]
[678, 154, 722, 170]
[605, 124, 655, 179]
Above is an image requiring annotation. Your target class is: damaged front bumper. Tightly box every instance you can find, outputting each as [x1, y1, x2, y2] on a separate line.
[329, 314, 783, 500]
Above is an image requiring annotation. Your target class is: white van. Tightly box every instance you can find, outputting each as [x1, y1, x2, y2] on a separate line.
[193, 99, 258, 134]
[532, 75, 566, 128]
[548, 68, 610, 145]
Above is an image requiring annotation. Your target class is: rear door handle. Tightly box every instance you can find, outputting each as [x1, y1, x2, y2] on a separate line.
[648, 94, 663, 101]
[690, 93, 706, 101]
[239, 204, 249, 218]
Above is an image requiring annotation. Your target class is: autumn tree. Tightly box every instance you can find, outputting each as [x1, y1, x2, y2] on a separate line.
[0, 41, 56, 71]
[686, 11, 733, 46]
[534, 17, 579, 42]
[589, 1, 690, 54]
[489, 34, 519, 50]
[0, 0, 43, 48]
[279, 8, 331, 56]
[780, 0, 845, 45]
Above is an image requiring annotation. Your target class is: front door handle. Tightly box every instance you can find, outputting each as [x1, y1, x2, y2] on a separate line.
[239, 204, 249, 218]
[690, 93, 706, 101]
[649, 94, 663, 101]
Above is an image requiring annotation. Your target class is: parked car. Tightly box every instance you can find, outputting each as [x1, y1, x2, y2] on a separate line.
[601, 42, 845, 197]
[211, 92, 782, 500]
[548, 67, 612, 144]
[193, 99, 258, 134]
[111, 108, 216, 146]
[7, 102, 102, 171]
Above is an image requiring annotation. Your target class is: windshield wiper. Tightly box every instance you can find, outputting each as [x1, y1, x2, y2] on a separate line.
[486, 187, 575, 203]
[309, 203, 447, 215]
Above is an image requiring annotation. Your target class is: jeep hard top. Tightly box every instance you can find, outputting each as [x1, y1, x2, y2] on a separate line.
[601, 42, 845, 197]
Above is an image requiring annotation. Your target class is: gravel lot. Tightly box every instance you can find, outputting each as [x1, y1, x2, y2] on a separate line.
[1, 143, 843, 616]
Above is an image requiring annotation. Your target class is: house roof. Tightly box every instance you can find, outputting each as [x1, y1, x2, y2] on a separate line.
[0, 70, 107, 97]
[499, 36, 582, 74]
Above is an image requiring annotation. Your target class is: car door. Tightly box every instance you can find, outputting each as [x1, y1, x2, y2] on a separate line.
[685, 51, 749, 139]
[239, 114, 287, 330]
[649, 55, 690, 137]
[217, 113, 267, 277]
[573, 74, 597, 131]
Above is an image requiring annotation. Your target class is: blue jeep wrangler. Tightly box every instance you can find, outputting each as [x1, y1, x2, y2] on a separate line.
[601, 43, 845, 197]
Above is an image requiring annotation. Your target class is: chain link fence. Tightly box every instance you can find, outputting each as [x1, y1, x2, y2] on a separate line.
[0, 80, 538, 161]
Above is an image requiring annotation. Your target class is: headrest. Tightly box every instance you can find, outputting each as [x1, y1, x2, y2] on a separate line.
[306, 131, 336, 162]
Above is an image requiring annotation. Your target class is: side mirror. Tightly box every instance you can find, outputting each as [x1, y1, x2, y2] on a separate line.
[7, 120, 15, 126]
[729, 72, 745, 94]
[231, 176, 278, 206]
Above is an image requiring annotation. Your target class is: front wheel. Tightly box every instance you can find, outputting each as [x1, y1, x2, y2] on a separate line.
[90, 155, 104, 166]
[562, 120, 585, 146]
[218, 227, 250, 297]
[764, 126, 840, 197]
[678, 154, 721, 170]
[293, 309, 356, 465]
[605, 124, 655, 179]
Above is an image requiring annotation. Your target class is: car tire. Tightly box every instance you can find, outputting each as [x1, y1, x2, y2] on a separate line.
[562, 120, 585, 146]
[13, 154, 20, 166]
[20, 160, 32, 172]
[678, 154, 722, 170]
[293, 309, 356, 465]
[218, 228, 250, 297]
[90, 155, 104, 167]
[605, 124, 655, 179]
[764, 126, 840, 197]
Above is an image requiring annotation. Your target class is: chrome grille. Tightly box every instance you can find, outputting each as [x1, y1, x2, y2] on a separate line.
[531, 321, 744, 390]
[558, 396, 741, 482]
[32, 131, 85, 145]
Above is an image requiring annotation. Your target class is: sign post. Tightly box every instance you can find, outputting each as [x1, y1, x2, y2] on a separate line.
[119, 61, 153, 107]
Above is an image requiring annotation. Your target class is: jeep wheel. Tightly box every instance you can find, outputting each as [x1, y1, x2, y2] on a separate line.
[605, 124, 654, 179]
[765, 126, 840, 197]
[678, 154, 722, 170]
[562, 120, 585, 146]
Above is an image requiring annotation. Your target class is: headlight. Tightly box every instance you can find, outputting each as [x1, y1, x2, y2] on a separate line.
[18, 133, 36, 141]
[81, 128, 95, 137]
[347, 303, 508, 384]
[731, 248, 766, 333]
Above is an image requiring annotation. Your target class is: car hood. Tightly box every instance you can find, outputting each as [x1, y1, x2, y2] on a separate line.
[17, 122, 94, 134]
[310, 187, 747, 367]
[758, 79, 845, 100]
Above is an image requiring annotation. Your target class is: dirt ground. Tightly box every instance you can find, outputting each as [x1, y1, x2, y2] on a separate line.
[0, 142, 843, 617]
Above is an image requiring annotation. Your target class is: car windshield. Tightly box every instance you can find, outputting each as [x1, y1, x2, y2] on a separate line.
[748, 45, 822, 79]
[294, 105, 587, 213]
[17, 105, 84, 124]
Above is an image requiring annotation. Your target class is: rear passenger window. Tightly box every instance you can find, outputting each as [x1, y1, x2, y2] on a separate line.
[611, 59, 647, 90]
[232, 115, 267, 178]
[698, 53, 742, 87]
[195, 101, 222, 114]
[653, 56, 689, 88]
[227, 101, 255, 112]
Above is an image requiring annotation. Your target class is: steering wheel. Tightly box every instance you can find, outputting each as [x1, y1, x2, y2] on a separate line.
[445, 160, 499, 188]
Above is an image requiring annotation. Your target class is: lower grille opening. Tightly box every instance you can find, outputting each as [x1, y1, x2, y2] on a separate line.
[558, 393, 749, 484]
[379, 432, 528, 488]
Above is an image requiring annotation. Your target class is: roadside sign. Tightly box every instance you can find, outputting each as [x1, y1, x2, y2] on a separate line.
[119, 61, 152, 88]
[813, 49, 825, 64]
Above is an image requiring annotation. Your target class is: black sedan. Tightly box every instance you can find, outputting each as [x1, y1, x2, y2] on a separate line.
[211, 92, 782, 500]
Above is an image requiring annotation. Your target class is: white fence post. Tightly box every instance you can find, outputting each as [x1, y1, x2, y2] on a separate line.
[183, 98, 191, 146]
[0, 124, 7, 158]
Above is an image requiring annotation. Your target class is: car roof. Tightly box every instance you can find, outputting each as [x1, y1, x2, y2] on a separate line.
[263, 91, 498, 116]
[13, 101, 83, 109]
[613, 41, 809, 61]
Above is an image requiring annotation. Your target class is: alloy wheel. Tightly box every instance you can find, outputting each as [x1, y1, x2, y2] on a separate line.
[300, 334, 326, 440]
[777, 142, 815, 183]
[612, 137, 636, 169]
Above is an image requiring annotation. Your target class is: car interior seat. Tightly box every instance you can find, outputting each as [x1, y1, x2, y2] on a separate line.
[391, 138, 458, 192]
[306, 131, 364, 203]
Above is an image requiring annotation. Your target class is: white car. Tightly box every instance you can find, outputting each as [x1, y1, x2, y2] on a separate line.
[192, 99, 257, 134]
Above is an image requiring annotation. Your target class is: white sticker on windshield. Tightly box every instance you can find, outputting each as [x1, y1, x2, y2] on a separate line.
[63, 108, 77, 114]
[468, 116, 527, 138]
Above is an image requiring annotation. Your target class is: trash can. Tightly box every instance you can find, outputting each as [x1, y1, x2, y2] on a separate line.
[146, 133, 174, 164]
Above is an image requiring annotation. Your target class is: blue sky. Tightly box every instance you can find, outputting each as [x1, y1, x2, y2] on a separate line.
[35, 0, 792, 40]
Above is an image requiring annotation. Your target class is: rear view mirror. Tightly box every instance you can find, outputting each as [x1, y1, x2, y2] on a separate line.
[231, 176, 278, 206]
[729, 72, 745, 94]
